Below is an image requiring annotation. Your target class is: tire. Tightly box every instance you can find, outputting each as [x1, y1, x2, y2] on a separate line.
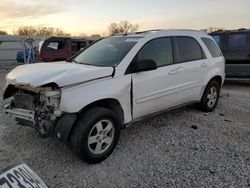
[70, 107, 121, 163]
[199, 80, 220, 112]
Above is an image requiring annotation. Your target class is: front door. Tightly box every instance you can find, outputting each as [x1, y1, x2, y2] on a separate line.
[132, 37, 182, 119]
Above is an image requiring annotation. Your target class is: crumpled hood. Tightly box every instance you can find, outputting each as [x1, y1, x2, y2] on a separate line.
[6, 61, 114, 87]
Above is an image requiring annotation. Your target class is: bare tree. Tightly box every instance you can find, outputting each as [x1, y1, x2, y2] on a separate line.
[14, 26, 70, 36]
[108, 20, 139, 35]
[0, 30, 8, 35]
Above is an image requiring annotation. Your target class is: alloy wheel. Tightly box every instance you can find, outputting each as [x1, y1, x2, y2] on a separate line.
[88, 119, 115, 155]
[206, 86, 218, 108]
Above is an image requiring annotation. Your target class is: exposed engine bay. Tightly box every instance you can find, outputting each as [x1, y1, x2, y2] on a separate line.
[3, 85, 61, 137]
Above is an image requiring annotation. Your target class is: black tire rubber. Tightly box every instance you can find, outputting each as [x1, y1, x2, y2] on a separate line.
[70, 107, 121, 163]
[199, 80, 221, 112]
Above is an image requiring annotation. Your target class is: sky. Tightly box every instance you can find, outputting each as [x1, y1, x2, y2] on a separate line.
[0, 0, 250, 35]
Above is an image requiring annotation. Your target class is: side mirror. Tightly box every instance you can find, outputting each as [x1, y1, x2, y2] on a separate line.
[132, 59, 157, 73]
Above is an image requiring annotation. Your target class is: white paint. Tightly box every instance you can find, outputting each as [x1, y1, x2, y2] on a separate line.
[6, 61, 114, 87]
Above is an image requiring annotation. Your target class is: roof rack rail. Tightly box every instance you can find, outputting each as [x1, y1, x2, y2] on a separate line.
[111, 29, 162, 36]
[111, 32, 129, 36]
[135, 29, 162, 34]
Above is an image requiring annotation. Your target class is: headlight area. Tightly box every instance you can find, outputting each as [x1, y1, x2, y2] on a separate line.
[3, 85, 62, 138]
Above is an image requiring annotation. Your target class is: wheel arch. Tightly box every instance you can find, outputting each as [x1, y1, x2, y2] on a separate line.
[207, 75, 223, 88]
[78, 98, 125, 125]
[199, 74, 223, 101]
[198, 75, 222, 112]
[55, 98, 125, 143]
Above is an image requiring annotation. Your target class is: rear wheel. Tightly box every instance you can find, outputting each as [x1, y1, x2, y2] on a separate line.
[199, 80, 220, 112]
[70, 107, 121, 163]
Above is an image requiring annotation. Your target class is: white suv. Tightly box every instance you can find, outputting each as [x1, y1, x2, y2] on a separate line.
[3, 29, 225, 163]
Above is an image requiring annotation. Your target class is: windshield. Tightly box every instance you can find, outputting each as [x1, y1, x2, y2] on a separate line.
[74, 37, 139, 67]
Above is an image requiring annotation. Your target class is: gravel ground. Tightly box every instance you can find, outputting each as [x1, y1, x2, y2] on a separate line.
[0, 71, 250, 188]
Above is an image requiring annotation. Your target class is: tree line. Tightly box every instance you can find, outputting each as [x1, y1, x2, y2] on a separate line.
[0, 21, 225, 37]
[0, 20, 139, 37]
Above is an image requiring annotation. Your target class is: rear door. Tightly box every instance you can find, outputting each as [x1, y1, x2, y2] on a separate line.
[172, 36, 208, 103]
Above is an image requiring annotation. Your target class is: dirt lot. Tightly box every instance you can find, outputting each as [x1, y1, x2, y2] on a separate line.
[0, 71, 250, 187]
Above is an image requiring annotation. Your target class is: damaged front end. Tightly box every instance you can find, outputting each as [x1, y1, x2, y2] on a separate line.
[3, 84, 62, 138]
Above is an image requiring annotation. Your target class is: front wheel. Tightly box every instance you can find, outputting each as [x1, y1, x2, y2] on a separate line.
[70, 107, 121, 163]
[199, 80, 220, 112]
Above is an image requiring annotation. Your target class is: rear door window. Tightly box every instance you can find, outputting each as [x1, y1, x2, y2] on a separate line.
[174, 37, 204, 63]
[202, 38, 222, 57]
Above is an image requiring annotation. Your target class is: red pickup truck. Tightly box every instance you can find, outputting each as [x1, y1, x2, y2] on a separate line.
[38, 37, 97, 62]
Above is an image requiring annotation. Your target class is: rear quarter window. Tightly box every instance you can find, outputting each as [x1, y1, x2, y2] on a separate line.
[202, 38, 222, 57]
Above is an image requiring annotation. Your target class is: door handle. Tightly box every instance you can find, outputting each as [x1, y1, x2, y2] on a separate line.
[201, 63, 208, 68]
[168, 69, 178, 75]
